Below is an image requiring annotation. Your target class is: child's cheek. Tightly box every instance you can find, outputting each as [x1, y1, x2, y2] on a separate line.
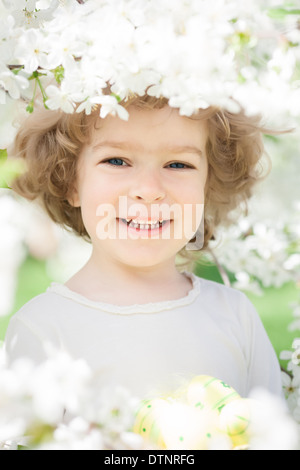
[182, 203, 204, 241]
[79, 182, 116, 239]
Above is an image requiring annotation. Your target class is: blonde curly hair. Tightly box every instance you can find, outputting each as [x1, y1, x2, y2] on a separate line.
[10, 95, 272, 268]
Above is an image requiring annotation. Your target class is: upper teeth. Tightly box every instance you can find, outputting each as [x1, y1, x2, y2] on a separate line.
[124, 218, 162, 229]
[131, 219, 159, 224]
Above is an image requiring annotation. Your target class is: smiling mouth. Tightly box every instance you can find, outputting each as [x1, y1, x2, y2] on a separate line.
[118, 218, 170, 230]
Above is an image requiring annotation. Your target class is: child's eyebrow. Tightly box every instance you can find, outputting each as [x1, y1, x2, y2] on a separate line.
[92, 141, 203, 158]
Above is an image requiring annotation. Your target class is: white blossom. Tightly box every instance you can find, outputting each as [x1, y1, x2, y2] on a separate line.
[0, 346, 142, 450]
[14, 29, 51, 73]
[248, 388, 300, 450]
[0, 192, 27, 317]
[45, 83, 75, 113]
[35, 0, 54, 9]
[81, 385, 139, 435]
[94, 95, 129, 121]
[37, 417, 105, 450]
[0, 0, 298, 140]
[0, 65, 28, 99]
[280, 339, 300, 370]
[281, 369, 300, 418]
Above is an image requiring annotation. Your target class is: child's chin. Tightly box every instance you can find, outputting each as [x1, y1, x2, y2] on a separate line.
[115, 244, 185, 269]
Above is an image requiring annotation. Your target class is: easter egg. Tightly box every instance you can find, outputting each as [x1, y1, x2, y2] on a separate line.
[218, 398, 252, 448]
[133, 398, 168, 449]
[133, 376, 245, 450]
[187, 375, 240, 413]
[133, 397, 221, 450]
[159, 402, 220, 450]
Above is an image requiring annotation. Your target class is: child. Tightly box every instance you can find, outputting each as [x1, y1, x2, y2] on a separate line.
[4, 95, 283, 400]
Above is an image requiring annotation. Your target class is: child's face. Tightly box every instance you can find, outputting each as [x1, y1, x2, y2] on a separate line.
[71, 105, 208, 270]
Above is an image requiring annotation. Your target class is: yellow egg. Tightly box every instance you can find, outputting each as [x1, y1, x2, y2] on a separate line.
[133, 398, 168, 449]
[159, 403, 220, 450]
[187, 375, 240, 413]
[133, 376, 245, 450]
[133, 397, 222, 450]
[218, 398, 252, 448]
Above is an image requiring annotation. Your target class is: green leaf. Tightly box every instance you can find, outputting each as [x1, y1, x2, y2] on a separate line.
[26, 103, 34, 113]
[12, 67, 24, 75]
[28, 70, 47, 81]
[111, 93, 122, 103]
[52, 65, 65, 84]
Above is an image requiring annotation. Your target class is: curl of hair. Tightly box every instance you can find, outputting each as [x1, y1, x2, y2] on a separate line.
[177, 107, 273, 270]
[11, 108, 99, 241]
[10, 96, 274, 269]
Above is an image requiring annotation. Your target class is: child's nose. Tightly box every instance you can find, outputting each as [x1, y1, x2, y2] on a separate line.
[128, 169, 166, 203]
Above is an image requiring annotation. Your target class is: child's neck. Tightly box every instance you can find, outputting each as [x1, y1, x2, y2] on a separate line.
[65, 253, 193, 306]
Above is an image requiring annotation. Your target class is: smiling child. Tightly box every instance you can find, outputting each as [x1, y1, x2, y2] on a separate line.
[4, 95, 283, 399]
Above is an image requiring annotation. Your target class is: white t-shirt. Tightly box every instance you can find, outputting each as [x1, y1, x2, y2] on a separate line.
[4, 272, 283, 399]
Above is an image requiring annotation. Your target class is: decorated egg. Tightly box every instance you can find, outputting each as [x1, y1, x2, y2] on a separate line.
[133, 376, 250, 450]
[133, 398, 222, 450]
[159, 402, 220, 450]
[218, 398, 252, 448]
[133, 398, 168, 449]
[187, 375, 240, 413]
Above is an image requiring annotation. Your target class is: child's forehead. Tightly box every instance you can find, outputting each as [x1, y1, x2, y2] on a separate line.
[89, 105, 208, 148]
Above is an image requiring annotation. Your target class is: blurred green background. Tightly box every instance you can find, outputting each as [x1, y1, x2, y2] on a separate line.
[0, 255, 298, 369]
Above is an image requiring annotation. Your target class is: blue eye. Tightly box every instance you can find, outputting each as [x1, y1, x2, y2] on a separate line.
[105, 158, 126, 166]
[168, 162, 190, 169]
